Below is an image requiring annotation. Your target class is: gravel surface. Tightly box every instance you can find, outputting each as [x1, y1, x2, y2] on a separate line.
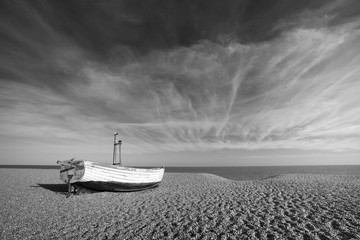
[1, 169, 359, 239]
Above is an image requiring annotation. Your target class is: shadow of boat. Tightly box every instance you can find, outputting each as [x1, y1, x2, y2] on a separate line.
[36, 183, 67, 193]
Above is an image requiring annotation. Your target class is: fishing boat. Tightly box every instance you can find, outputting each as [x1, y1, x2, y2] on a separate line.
[57, 133, 165, 194]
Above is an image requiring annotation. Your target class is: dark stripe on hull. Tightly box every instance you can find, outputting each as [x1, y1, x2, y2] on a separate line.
[74, 181, 161, 192]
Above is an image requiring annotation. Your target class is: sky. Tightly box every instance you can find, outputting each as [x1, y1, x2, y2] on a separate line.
[0, 0, 360, 166]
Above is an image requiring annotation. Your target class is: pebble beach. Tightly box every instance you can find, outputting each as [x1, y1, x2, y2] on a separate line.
[1, 169, 359, 239]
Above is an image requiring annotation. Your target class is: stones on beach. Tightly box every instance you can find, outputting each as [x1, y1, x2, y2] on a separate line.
[1, 170, 360, 239]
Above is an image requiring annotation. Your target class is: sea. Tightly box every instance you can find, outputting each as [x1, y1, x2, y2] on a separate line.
[1, 165, 359, 181]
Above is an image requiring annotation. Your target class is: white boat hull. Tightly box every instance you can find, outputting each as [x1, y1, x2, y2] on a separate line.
[58, 159, 164, 192]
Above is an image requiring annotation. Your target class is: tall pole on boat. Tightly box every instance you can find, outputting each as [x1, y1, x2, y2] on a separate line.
[118, 140, 122, 166]
[113, 132, 118, 165]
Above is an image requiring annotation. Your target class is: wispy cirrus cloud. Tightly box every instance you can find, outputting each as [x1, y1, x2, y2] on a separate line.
[105, 23, 360, 154]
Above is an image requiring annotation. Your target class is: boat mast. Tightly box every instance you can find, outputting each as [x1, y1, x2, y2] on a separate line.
[113, 132, 118, 165]
[113, 132, 123, 165]
[118, 140, 122, 166]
